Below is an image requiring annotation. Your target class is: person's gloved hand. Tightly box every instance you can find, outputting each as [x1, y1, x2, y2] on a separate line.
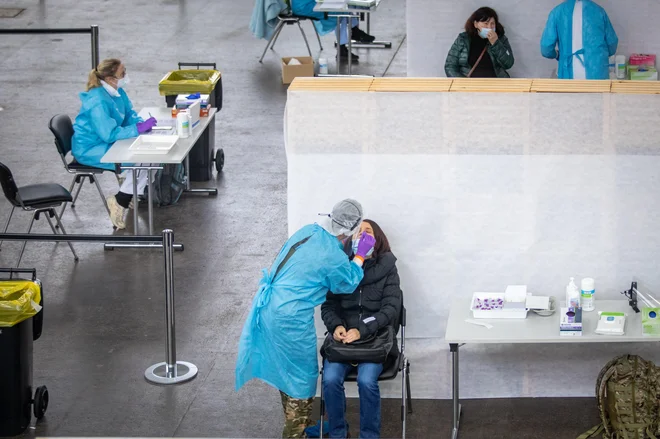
[137, 117, 157, 134]
[354, 232, 376, 260]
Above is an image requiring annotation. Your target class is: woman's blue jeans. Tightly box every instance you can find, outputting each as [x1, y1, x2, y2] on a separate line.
[322, 359, 383, 438]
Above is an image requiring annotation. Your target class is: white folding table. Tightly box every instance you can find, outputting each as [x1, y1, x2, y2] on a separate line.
[445, 298, 660, 439]
[101, 107, 217, 248]
[313, 0, 390, 76]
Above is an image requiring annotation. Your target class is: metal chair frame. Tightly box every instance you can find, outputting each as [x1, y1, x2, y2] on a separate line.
[259, 11, 324, 63]
[0, 163, 78, 267]
[318, 305, 413, 439]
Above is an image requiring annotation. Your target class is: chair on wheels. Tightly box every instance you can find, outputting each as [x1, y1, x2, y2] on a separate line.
[48, 114, 113, 223]
[259, 0, 324, 63]
[0, 162, 79, 268]
[318, 301, 413, 439]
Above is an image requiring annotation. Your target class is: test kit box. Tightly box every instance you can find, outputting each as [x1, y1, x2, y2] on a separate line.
[629, 54, 656, 67]
[560, 307, 582, 336]
[628, 65, 658, 81]
[282, 57, 314, 85]
[642, 308, 660, 336]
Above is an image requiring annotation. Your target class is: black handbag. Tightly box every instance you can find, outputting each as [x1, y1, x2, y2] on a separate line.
[322, 326, 394, 364]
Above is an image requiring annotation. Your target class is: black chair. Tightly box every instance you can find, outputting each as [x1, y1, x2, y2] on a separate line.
[48, 114, 113, 222]
[259, 0, 323, 63]
[318, 301, 413, 439]
[0, 162, 78, 268]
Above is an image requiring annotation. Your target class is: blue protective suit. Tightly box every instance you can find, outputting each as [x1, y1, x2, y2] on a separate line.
[541, 0, 618, 80]
[235, 224, 364, 399]
[291, 0, 336, 35]
[71, 86, 142, 171]
[250, 0, 287, 40]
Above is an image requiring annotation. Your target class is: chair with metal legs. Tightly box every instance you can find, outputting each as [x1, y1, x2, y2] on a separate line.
[318, 301, 413, 439]
[48, 114, 115, 225]
[259, 4, 324, 63]
[0, 162, 79, 268]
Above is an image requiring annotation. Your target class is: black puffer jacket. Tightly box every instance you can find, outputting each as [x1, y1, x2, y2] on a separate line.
[321, 250, 402, 356]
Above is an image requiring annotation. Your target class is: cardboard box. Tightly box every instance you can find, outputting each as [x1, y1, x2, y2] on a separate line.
[282, 57, 314, 85]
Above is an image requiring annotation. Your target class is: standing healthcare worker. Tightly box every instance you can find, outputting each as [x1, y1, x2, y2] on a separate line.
[72, 58, 158, 229]
[540, 0, 618, 80]
[235, 199, 376, 438]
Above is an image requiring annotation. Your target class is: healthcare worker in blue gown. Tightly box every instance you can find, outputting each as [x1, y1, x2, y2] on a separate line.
[541, 0, 618, 80]
[236, 199, 376, 438]
[291, 0, 376, 62]
[72, 58, 157, 230]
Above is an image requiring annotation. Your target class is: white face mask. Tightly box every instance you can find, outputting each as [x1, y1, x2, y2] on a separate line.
[117, 74, 130, 89]
[100, 80, 120, 98]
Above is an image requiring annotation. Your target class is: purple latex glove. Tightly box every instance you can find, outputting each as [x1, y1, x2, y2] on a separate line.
[355, 232, 376, 260]
[137, 117, 157, 134]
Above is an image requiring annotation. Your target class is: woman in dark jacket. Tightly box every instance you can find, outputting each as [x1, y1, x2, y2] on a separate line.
[445, 7, 514, 78]
[321, 219, 402, 439]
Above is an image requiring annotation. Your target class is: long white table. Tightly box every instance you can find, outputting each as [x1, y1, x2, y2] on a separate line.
[445, 299, 660, 439]
[101, 107, 217, 246]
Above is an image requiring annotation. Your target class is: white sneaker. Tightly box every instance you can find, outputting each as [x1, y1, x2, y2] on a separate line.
[106, 196, 127, 229]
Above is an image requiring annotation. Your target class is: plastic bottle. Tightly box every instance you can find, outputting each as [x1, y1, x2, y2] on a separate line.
[608, 56, 616, 79]
[566, 277, 580, 309]
[177, 111, 190, 138]
[615, 55, 626, 79]
[318, 58, 328, 75]
[581, 278, 596, 312]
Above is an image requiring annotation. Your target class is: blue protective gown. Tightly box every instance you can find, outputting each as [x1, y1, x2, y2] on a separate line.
[71, 86, 142, 171]
[540, 0, 618, 80]
[235, 224, 364, 399]
[291, 0, 337, 35]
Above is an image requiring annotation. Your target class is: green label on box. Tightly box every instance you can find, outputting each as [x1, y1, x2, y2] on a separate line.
[642, 308, 660, 336]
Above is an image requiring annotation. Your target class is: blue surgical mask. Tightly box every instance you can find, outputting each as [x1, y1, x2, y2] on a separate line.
[352, 238, 374, 257]
[478, 28, 493, 39]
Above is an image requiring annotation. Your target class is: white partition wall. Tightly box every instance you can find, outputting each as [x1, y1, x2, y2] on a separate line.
[286, 88, 660, 399]
[407, 0, 660, 78]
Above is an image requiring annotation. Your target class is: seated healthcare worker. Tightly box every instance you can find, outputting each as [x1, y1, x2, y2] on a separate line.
[235, 199, 376, 439]
[71, 58, 158, 229]
[321, 219, 402, 439]
[445, 7, 514, 78]
[541, 0, 618, 80]
[291, 0, 375, 62]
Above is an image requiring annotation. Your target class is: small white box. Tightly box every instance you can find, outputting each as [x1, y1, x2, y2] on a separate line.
[128, 135, 178, 155]
[470, 292, 529, 319]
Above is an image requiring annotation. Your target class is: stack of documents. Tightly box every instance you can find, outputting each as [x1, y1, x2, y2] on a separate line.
[316, 0, 348, 10]
[347, 0, 377, 8]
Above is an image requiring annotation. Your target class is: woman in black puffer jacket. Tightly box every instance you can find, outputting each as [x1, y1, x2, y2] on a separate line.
[321, 219, 402, 439]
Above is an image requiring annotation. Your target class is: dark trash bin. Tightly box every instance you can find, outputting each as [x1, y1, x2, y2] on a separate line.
[159, 62, 224, 181]
[0, 270, 48, 437]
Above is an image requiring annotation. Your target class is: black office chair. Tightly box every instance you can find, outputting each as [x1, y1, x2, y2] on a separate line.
[318, 301, 413, 439]
[259, 0, 324, 63]
[48, 114, 113, 222]
[0, 162, 78, 268]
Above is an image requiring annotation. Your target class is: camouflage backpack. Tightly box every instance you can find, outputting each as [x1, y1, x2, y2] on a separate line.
[580, 355, 660, 439]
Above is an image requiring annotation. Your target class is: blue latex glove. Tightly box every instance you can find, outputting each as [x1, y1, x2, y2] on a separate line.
[186, 93, 201, 99]
[137, 117, 157, 134]
[355, 232, 376, 259]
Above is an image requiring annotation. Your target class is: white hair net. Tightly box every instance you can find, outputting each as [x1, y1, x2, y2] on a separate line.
[329, 199, 363, 237]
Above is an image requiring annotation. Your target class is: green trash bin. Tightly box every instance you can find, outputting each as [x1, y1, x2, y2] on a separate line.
[159, 63, 224, 181]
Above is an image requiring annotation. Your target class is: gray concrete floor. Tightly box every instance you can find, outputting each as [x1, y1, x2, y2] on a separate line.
[0, 1, 597, 438]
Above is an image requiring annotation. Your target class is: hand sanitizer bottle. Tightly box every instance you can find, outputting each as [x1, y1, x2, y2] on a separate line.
[566, 277, 580, 309]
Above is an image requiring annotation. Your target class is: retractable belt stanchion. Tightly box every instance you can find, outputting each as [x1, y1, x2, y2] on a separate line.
[144, 229, 198, 385]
